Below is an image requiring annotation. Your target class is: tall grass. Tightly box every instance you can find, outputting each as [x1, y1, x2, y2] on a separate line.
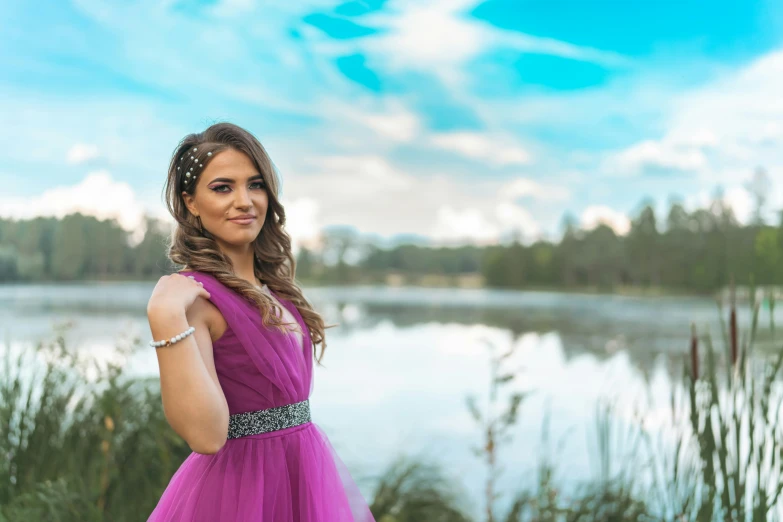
[367, 456, 473, 522]
[0, 323, 192, 521]
[466, 279, 783, 522]
[466, 335, 654, 522]
[657, 282, 783, 521]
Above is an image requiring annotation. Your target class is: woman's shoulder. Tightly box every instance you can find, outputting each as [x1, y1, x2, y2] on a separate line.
[176, 267, 216, 283]
[176, 268, 227, 341]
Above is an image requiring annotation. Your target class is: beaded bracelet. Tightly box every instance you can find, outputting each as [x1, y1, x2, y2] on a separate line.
[150, 326, 196, 348]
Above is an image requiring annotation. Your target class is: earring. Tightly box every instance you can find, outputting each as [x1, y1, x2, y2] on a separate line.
[196, 216, 205, 235]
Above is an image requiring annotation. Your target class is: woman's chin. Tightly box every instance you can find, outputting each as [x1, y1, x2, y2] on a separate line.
[215, 230, 262, 246]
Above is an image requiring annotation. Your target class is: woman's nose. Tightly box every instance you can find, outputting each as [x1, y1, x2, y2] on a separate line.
[234, 188, 252, 206]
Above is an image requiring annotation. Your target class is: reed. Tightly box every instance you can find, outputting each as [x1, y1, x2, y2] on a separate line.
[465, 336, 528, 522]
[642, 277, 783, 521]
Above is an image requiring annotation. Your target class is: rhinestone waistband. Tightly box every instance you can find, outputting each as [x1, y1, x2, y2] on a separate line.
[227, 399, 311, 440]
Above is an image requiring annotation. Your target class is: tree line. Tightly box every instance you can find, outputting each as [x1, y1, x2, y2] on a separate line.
[1, 192, 781, 294]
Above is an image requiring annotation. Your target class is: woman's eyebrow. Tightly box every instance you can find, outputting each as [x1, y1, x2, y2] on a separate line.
[209, 174, 264, 183]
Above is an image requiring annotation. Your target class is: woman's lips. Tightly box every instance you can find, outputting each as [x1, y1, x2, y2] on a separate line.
[229, 217, 255, 225]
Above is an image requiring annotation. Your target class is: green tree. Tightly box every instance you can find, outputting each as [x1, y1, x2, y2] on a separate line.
[627, 201, 659, 286]
[51, 214, 89, 280]
[0, 244, 19, 281]
[132, 217, 172, 277]
[754, 226, 783, 284]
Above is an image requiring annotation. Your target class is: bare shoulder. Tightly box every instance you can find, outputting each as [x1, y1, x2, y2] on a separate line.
[186, 295, 227, 343]
[176, 268, 227, 343]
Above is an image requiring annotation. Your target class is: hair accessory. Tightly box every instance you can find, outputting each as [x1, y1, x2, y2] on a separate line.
[180, 145, 214, 188]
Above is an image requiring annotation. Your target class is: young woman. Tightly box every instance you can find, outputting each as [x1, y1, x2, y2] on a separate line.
[145, 122, 376, 521]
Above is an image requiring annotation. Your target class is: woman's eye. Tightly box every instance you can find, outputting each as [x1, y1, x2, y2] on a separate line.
[212, 181, 265, 193]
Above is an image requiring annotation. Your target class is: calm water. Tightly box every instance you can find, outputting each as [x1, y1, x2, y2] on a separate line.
[1, 282, 778, 518]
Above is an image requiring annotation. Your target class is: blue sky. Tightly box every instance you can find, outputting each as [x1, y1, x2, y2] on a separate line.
[2, 0, 783, 248]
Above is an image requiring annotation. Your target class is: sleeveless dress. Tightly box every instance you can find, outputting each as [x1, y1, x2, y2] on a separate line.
[146, 271, 376, 522]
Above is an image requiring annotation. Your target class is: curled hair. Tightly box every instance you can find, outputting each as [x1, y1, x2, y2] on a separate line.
[164, 121, 330, 365]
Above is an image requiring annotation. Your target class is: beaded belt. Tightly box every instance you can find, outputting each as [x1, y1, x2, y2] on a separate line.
[227, 399, 311, 439]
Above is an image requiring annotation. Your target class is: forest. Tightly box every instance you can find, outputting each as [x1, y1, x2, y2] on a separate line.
[0, 188, 781, 294]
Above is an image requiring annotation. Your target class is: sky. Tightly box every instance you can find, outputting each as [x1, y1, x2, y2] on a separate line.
[2, 0, 783, 249]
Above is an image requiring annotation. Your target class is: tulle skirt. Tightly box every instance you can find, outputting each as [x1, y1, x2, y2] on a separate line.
[147, 422, 376, 522]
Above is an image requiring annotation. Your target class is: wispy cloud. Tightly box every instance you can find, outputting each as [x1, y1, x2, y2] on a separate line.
[501, 178, 570, 202]
[429, 132, 532, 167]
[595, 47, 783, 223]
[604, 139, 709, 177]
[580, 205, 631, 236]
[2, 0, 783, 246]
[67, 144, 101, 165]
[352, 0, 632, 79]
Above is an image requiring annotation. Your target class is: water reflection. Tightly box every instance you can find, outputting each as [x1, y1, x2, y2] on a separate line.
[1, 282, 777, 518]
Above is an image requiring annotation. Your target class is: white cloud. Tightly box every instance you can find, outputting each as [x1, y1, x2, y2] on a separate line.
[300, 0, 635, 153]
[432, 205, 500, 245]
[580, 205, 631, 236]
[684, 185, 755, 224]
[0, 171, 148, 244]
[604, 139, 708, 176]
[20, 0, 768, 247]
[501, 178, 570, 202]
[670, 50, 783, 147]
[495, 202, 540, 239]
[359, 110, 421, 143]
[604, 48, 783, 183]
[283, 154, 554, 244]
[357, 0, 631, 84]
[330, 99, 422, 143]
[280, 196, 322, 253]
[361, 1, 486, 73]
[318, 97, 535, 169]
[67, 143, 100, 164]
[429, 132, 532, 167]
[723, 187, 754, 224]
[309, 154, 414, 191]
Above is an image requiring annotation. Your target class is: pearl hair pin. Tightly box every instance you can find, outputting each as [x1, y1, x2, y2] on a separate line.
[180, 146, 214, 188]
[150, 325, 196, 348]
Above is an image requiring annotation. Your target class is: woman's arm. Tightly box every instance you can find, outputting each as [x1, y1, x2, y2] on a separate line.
[148, 297, 229, 454]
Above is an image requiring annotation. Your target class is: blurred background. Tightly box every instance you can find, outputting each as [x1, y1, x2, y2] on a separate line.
[3, 1, 783, 521]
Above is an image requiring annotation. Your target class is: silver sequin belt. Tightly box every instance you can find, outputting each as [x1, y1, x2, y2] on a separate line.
[227, 399, 312, 439]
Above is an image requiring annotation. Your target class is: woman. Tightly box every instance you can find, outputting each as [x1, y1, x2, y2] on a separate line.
[145, 122, 376, 521]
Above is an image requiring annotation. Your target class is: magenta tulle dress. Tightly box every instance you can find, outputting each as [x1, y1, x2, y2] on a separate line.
[147, 271, 377, 522]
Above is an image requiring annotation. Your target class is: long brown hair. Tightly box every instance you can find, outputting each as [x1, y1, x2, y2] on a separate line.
[163, 121, 330, 365]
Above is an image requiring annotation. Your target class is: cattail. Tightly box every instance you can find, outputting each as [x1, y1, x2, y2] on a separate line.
[730, 276, 738, 367]
[104, 416, 114, 432]
[690, 322, 699, 381]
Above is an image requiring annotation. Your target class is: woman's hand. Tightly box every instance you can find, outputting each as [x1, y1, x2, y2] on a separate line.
[147, 273, 211, 318]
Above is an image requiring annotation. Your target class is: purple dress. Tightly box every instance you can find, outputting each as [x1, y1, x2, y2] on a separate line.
[147, 271, 376, 522]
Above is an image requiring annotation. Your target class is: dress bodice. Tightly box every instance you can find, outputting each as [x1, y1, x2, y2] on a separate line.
[180, 271, 314, 415]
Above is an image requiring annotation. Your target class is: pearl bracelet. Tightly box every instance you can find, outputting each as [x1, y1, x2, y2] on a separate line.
[150, 326, 196, 348]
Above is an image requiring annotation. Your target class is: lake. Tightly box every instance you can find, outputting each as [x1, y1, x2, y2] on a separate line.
[1, 281, 775, 519]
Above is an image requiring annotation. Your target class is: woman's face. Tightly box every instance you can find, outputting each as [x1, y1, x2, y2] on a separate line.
[182, 147, 269, 250]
